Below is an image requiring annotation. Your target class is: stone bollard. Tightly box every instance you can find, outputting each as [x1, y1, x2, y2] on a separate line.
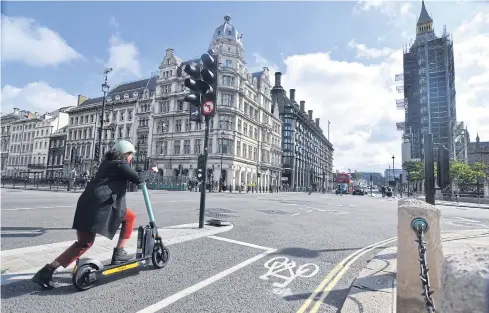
[397, 199, 443, 313]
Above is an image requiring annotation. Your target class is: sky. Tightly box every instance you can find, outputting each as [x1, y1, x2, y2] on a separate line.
[1, 0, 489, 173]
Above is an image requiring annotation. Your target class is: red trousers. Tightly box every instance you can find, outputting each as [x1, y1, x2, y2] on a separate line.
[55, 208, 136, 268]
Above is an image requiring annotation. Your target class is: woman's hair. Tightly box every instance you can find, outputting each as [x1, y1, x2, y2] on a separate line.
[104, 150, 126, 161]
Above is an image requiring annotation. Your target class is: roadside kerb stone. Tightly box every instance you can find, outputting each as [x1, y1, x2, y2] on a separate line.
[1, 222, 233, 283]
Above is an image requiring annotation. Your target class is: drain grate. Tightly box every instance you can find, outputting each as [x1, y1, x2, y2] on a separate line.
[256, 209, 288, 215]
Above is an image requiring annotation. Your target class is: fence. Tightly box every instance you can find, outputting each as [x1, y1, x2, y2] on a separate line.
[1, 175, 80, 190]
[146, 176, 189, 191]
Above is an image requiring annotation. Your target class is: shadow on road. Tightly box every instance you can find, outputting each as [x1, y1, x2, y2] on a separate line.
[283, 287, 350, 309]
[1, 269, 142, 299]
[269, 246, 389, 259]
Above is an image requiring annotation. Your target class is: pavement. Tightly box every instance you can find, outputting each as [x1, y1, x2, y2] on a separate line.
[1, 188, 489, 313]
[339, 229, 489, 313]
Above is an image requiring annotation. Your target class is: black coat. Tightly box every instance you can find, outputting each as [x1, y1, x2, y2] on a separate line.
[72, 160, 146, 240]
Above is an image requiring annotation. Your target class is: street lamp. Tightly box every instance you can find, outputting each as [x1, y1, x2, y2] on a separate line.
[96, 67, 112, 164]
[392, 155, 395, 185]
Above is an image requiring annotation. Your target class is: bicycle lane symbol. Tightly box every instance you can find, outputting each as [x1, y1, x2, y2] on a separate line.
[259, 256, 320, 289]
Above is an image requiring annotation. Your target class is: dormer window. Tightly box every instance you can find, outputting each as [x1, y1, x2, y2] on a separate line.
[167, 59, 171, 65]
[115, 95, 120, 101]
[107, 97, 112, 102]
[133, 92, 138, 97]
[124, 93, 129, 99]
[217, 31, 221, 35]
[227, 31, 232, 35]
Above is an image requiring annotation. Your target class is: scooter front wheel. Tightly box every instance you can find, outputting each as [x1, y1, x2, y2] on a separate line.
[152, 243, 170, 269]
[72, 264, 97, 291]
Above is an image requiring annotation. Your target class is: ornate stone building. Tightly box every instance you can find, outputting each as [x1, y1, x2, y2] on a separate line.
[149, 15, 283, 190]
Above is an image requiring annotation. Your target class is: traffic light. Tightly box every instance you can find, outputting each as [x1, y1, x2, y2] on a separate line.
[437, 145, 450, 189]
[94, 145, 100, 161]
[200, 50, 218, 117]
[184, 64, 203, 122]
[197, 154, 205, 182]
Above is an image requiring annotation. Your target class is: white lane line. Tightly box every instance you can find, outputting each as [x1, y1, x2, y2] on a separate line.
[315, 209, 326, 212]
[291, 213, 301, 217]
[136, 249, 276, 313]
[306, 210, 313, 213]
[349, 204, 357, 207]
[285, 203, 298, 206]
[335, 204, 343, 207]
[1, 205, 72, 211]
[207, 235, 275, 251]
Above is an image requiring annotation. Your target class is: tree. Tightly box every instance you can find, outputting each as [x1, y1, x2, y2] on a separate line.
[402, 161, 419, 182]
[471, 161, 488, 182]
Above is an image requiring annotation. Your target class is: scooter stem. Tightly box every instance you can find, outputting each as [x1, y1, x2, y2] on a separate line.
[140, 183, 156, 223]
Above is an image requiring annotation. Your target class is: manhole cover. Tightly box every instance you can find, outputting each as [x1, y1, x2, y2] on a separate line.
[205, 213, 230, 219]
[256, 209, 288, 215]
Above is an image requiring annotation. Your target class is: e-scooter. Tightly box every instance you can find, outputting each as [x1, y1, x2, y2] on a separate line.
[71, 182, 170, 291]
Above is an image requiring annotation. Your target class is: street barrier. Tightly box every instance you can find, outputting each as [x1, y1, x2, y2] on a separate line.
[397, 199, 442, 313]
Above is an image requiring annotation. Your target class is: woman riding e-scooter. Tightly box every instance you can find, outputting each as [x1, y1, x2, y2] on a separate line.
[31, 140, 158, 289]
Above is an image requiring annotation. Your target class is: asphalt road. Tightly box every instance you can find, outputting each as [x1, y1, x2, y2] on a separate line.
[1, 188, 488, 313]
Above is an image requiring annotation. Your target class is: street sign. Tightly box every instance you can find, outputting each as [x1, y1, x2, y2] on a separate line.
[202, 100, 215, 116]
[190, 106, 201, 121]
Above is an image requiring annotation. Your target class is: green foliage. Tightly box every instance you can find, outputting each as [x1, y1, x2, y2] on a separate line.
[449, 160, 488, 184]
[402, 161, 425, 181]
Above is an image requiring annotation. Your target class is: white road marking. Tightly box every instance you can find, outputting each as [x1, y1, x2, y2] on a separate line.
[305, 210, 313, 213]
[349, 204, 357, 207]
[207, 235, 275, 251]
[314, 209, 326, 212]
[335, 204, 343, 207]
[285, 203, 298, 206]
[136, 249, 276, 313]
[260, 256, 319, 288]
[291, 213, 301, 216]
[1, 205, 72, 211]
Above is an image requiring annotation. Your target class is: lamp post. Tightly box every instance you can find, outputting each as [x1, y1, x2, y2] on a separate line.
[392, 155, 395, 190]
[219, 130, 224, 192]
[96, 68, 112, 164]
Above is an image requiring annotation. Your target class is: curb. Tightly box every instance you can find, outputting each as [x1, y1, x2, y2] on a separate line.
[436, 202, 489, 210]
[340, 246, 397, 313]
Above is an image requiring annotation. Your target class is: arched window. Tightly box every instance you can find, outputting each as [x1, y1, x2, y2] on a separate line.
[115, 95, 120, 101]
[133, 92, 138, 97]
[107, 97, 112, 102]
[124, 93, 129, 99]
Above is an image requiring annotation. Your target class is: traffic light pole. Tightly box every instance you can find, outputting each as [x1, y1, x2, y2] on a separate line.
[198, 116, 211, 228]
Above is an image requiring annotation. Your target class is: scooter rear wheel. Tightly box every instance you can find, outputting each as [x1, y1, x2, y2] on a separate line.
[152, 243, 170, 269]
[72, 264, 97, 291]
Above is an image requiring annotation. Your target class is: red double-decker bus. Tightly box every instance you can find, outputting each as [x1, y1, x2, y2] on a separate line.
[336, 172, 353, 194]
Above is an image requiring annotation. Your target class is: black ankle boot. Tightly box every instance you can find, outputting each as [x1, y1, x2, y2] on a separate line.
[31, 264, 60, 289]
[111, 248, 132, 265]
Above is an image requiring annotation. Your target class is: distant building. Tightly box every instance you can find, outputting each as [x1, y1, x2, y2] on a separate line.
[467, 133, 489, 175]
[47, 125, 68, 178]
[400, 1, 457, 159]
[271, 75, 334, 191]
[356, 172, 383, 186]
[384, 168, 403, 182]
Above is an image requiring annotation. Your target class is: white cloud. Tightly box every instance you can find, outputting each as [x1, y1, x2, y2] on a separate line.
[109, 16, 119, 28]
[348, 39, 394, 59]
[352, 0, 415, 25]
[1, 15, 82, 67]
[105, 34, 142, 79]
[1, 82, 77, 114]
[255, 5, 489, 173]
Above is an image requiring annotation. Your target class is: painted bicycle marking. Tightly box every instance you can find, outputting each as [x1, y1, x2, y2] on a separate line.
[259, 256, 319, 288]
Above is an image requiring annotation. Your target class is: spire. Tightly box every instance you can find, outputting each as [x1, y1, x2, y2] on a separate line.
[476, 133, 480, 142]
[417, 0, 433, 25]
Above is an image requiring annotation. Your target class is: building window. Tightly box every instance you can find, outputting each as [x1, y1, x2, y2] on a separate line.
[173, 140, 180, 155]
[120, 111, 125, 121]
[176, 120, 182, 132]
[194, 139, 201, 154]
[124, 93, 129, 99]
[221, 93, 234, 106]
[161, 141, 168, 155]
[183, 140, 191, 154]
[177, 100, 184, 111]
[226, 60, 232, 67]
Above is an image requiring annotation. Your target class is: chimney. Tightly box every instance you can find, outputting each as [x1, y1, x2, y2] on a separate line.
[274, 72, 282, 87]
[13, 108, 19, 115]
[289, 89, 296, 102]
[300, 101, 305, 112]
[308, 110, 313, 120]
[315, 118, 320, 127]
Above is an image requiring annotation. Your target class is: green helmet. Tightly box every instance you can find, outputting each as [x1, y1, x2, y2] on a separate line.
[113, 140, 136, 154]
